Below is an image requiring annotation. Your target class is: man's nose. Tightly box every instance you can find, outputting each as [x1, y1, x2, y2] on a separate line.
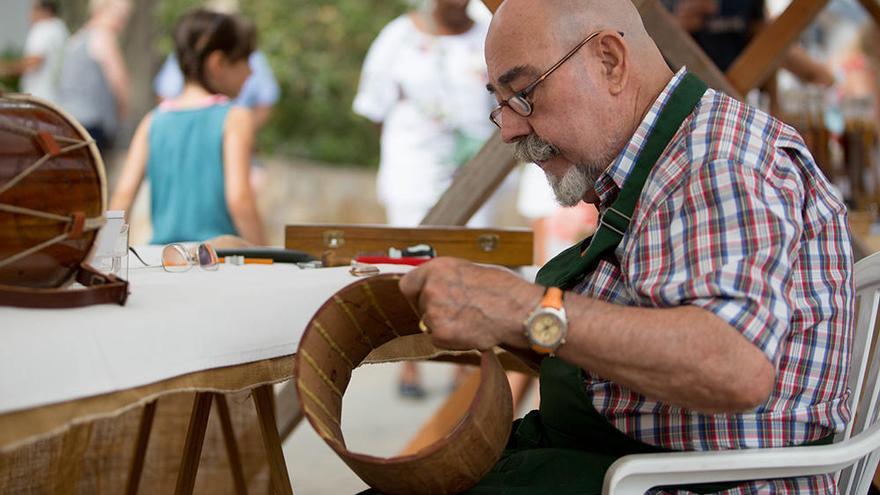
[499, 109, 533, 144]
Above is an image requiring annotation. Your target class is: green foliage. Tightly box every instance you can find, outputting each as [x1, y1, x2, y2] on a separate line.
[0, 47, 22, 93]
[156, 0, 410, 167]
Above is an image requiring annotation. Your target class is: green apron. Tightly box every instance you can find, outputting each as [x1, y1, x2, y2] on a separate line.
[465, 73, 831, 495]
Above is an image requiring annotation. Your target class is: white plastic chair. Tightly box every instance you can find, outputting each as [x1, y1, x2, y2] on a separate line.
[603, 250, 880, 494]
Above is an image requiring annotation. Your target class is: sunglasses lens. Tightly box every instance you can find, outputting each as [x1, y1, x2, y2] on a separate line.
[198, 243, 219, 271]
[162, 244, 191, 272]
[509, 97, 531, 117]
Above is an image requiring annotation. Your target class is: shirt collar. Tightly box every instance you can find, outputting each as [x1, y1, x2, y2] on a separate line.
[592, 67, 689, 207]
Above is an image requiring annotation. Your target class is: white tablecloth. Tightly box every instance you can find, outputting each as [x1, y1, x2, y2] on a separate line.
[0, 254, 410, 415]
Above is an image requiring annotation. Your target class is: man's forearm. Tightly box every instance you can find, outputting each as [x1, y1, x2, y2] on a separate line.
[543, 294, 775, 413]
[401, 258, 776, 414]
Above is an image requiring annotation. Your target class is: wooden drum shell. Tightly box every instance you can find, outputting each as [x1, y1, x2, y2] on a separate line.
[294, 274, 513, 495]
[0, 94, 106, 289]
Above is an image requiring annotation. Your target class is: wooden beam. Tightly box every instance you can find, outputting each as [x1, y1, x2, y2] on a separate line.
[726, 0, 830, 95]
[275, 381, 304, 442]
[175, 393, 213, 495]
[858, 0, 880, 27]
[216, 395, 248, 495]
[632, 0, 741, 99]
[125, 400, 157, 495]
[421, 133, 517, 226]
[253, 385, 294, 495]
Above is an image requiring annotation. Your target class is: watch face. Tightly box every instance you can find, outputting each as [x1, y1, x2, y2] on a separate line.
[529, 313, 563, 347]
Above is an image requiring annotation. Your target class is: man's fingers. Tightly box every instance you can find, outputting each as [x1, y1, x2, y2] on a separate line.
[399, 263, 429, 312]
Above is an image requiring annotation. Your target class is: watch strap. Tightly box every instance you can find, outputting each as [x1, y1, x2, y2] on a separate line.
[541, 287, 564, 310]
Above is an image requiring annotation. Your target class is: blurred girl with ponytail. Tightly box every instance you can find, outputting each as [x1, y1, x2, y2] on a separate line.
[110, 9, 266, 246]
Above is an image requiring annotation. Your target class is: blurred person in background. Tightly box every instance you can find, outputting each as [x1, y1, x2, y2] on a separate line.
[353, 0, 503, 228]
[0, 1, 68, 103]
[109, 9, 266, 247]
[353, 0, 504, 399]
[56, 0, 132, 154]
[153, 15, 280, 131]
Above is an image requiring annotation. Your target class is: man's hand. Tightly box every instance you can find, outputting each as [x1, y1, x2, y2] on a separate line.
[399, 257, 543, 351]
[673, 0, 718, 32]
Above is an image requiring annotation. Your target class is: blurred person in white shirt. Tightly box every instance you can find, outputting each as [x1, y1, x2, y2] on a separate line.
[0, 1, 69, 103]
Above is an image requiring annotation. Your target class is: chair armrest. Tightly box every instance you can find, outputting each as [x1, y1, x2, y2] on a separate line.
[603, 421, 880, 494]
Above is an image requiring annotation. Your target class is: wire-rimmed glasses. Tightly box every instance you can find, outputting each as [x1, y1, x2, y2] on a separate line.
[129, 242, 219, 272]
[489, 30, 623, 128]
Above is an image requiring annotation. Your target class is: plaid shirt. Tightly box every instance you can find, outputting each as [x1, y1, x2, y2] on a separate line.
[577, 68, 854, 494]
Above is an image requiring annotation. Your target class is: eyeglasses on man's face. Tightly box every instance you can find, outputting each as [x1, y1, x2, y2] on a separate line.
[489, 30, 624, 128]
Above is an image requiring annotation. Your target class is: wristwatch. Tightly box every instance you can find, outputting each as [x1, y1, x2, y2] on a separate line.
[524, 287, 568, 355]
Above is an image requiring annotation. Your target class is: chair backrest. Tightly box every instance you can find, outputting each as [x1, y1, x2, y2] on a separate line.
[837, 251, 880, 493]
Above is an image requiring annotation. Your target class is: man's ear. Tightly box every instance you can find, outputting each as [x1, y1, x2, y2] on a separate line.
[597, 32, 627, 95]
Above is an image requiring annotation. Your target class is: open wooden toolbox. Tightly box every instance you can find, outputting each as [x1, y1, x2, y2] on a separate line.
[284, 224, 534, 267]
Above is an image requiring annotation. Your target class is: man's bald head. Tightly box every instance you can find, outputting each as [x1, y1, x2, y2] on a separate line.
[487, 0, 664, 82]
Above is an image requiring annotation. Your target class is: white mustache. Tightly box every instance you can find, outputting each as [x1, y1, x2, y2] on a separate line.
[515, 134, 560, 163]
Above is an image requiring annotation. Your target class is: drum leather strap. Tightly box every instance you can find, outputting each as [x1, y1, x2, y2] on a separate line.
[0, 263, 128, 308]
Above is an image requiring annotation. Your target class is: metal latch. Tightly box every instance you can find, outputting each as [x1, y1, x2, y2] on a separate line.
[477, 234, 500, 252]
[323, 230, 345, 249]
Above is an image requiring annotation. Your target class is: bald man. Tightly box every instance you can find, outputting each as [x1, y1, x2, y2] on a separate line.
[396, 0, 853, 493]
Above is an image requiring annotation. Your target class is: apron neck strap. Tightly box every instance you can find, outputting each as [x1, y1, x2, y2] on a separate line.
[536, 72, 708, 289]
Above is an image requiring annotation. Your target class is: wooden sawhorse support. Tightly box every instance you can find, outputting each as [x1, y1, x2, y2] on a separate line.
[123, 385, 294, 495]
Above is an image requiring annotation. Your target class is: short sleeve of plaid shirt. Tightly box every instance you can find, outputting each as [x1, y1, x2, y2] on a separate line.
[643, 155, 802, 363]
[624, 104, 852, 369]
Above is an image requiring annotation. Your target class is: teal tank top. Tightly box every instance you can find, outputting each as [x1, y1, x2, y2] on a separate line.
[147, 102, 238, 244]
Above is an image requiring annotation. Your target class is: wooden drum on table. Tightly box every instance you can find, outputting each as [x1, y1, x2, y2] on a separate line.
[0, 93, 127, 307]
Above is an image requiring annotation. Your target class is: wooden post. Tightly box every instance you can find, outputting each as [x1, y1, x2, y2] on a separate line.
[125, 400, 157, 495]
[274, 381, 304, 442]
[175, 393, 213, 495]
[253, 385, 294, 495]
[216, 395, 249, 495]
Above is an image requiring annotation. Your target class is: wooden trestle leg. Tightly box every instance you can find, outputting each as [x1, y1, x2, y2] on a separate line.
[125, 400, 157, 495]
[253, 385, 294, 495]
[175, 392, 214, 495]
[216, 394, 249, 495]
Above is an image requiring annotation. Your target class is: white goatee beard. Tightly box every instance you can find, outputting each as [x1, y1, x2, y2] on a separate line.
[545, 163, 602, 207]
